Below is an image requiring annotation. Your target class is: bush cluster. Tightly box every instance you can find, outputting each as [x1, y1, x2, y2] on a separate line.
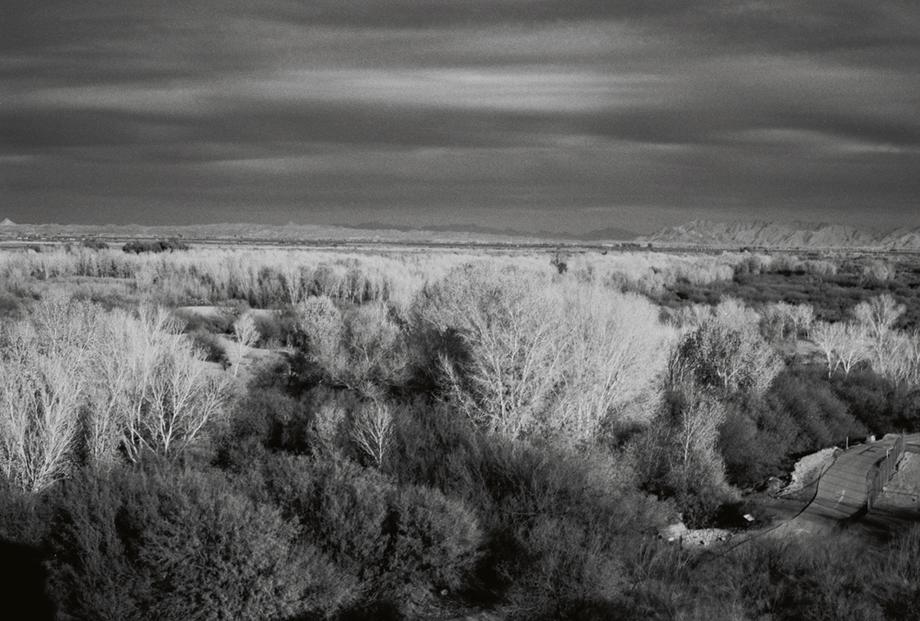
[122, 239, 190, 254]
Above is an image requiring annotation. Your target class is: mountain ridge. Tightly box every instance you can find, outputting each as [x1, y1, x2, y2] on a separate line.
[0, 221, 637, 243]
[639, 220, 920, 250]
[349, 221, 637, 241]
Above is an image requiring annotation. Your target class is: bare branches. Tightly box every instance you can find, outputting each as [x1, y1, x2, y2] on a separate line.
[809, 294, 909, 382]
[417, 264, 674, 442]
[0, 297, 232, 492]
[552, 285, 675, 443]
[810, 321, 867, 378]
[350, 401, 394, 469]
[230, 311, 259, 375]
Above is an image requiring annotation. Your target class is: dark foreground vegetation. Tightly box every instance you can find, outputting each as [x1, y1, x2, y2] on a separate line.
[1, 246, 919, 619]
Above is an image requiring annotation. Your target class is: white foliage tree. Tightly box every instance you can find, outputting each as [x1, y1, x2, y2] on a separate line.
[417, 264, 568, 439]
[873, 330, 920, 388]
[673, 300, 782, 396]
[0, 325, 90, 492]
[836, 324, 869, 377]
[761, 302, 815, 343]
[810, 321, 869, 379]
[350, 401, 394, 468]
[296, 296, 407, 395]
[853, 294, 906, 368]
[0, 297, 232, 492]
[551, 285, 675, 442]
[230, 310, 259, 375]
[297, 295, 346, 370]
[416, 263, 673, 441]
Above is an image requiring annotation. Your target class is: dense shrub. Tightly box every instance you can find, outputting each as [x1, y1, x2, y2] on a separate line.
[719, 396, 796, 487]
[385, 404, 664, 610]
[172, 306, 237, 334]
[653, 255, 920, 331]
[718, 364, 920, 488]
[46, 461, 353, 620]
[829, 368, 920, 434]
[296, 296, 409, 395]
[122, 239, 190, 254]
[188, 328, 229, 365]
[0, 477, 45, 546]
[0, 290, 25, 319]
[635, 386, 735, 525]
[241, 452, 482, 611]
[386, 484, 483, 597]
[252, 306, 301, 347]
[765, 367, 864, 451]
[80, 238, 109, 250]
[220, 383, 367, 461]
[669, 299, 781, 397]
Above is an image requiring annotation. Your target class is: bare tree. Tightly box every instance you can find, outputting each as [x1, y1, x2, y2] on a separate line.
[342, 302, 409, 393]
[657, 383, 734, 516]
[230, 311, 259, 376]
[853, 294, 905, 341]
[418, 264, 675, 442]
[873, 330, 920, 388]
[810, 321, 868, 378]
[280, 263, 303, 304]
[0, 298, 99, 492]
[419, 264, 568, 439]
[0, 333, 88, 492]
[791, 303, 815, 338]
[761, 302, 815, 343]
[551, 286, 674, 442]
[853, 294, 906, 369]
[117, 307, 231, 462]
[811, 321, 843, 378]
[295, 296, 408, 396]
[350, 401, 394, 468]
[836, 324, 869, 377]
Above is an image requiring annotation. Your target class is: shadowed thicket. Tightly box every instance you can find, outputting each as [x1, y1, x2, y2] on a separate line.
[46, 460, 353, 621]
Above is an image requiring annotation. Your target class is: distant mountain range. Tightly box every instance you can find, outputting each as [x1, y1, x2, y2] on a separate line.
[0, 220, 638, 244]
[3, 217, 919, 250]
[638, 220, 920, 250]
[349, 221, 638, 241]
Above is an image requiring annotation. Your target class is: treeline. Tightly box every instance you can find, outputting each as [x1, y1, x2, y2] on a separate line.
[659, 253, 920, 330]
[121, 238, 190, 254]
[0, 245, 764, 311]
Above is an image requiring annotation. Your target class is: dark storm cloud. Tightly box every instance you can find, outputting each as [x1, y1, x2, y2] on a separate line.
[1, 1, 919, 231]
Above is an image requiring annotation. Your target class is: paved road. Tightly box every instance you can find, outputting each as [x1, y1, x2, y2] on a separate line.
[771, 434, 918, 536]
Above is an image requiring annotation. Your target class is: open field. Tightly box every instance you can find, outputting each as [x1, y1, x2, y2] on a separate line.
[2, 240, 920, 619]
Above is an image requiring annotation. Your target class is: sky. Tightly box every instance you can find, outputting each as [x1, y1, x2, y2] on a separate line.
[1, 1, 919, 234]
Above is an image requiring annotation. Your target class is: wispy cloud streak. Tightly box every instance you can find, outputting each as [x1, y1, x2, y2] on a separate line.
[1, 1, 918, 231]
